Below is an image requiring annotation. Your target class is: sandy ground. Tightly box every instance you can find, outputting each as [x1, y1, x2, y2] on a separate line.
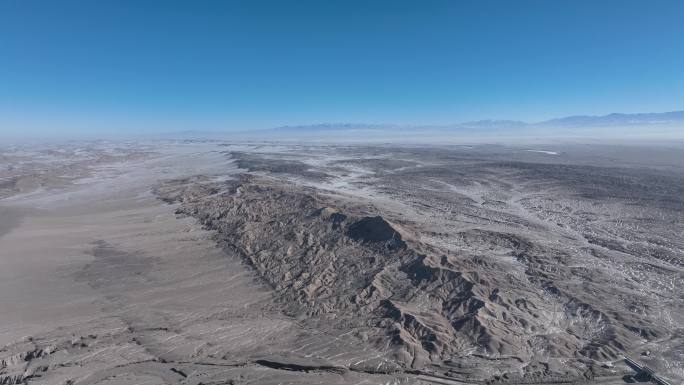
[0, 144, 237, 345]
[0, 207, 24, 241]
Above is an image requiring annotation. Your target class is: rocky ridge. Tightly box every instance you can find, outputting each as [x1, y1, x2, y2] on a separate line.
[154, 173, 650, 382]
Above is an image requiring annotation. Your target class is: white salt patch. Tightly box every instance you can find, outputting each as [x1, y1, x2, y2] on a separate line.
[524, 149, 558, 155]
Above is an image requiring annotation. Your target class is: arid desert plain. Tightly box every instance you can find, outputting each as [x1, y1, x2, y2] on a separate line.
[1, 141, 683, 385]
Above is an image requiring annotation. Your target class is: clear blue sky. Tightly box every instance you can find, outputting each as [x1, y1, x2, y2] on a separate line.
[1, 0, 683, 136]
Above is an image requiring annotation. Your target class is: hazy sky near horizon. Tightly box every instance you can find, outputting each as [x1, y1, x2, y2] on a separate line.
[1, 0, 684, 137]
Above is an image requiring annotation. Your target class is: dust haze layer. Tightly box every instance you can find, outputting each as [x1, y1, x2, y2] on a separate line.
[1, 140, 682, 385]
[221, 111, 684, 143]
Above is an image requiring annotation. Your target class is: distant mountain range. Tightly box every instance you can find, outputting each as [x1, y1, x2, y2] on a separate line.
[540, 111, 684, 127]
[167, 111, 684, 142]
[272, 111, 684, 133]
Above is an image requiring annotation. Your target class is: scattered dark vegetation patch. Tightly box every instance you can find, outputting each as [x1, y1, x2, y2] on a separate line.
[229, 151, 330, 180]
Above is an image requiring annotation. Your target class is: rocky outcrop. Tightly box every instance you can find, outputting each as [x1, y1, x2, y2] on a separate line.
[0, 339, 56, 385]
[158, 178, 473, 368]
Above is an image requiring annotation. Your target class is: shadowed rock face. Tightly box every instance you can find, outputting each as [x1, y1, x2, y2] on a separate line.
[347, 216, 406, 250]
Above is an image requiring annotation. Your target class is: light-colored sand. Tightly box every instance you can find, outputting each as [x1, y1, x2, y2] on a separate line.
[0, 206, 25, 240]
[0, 144, 239, 345]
